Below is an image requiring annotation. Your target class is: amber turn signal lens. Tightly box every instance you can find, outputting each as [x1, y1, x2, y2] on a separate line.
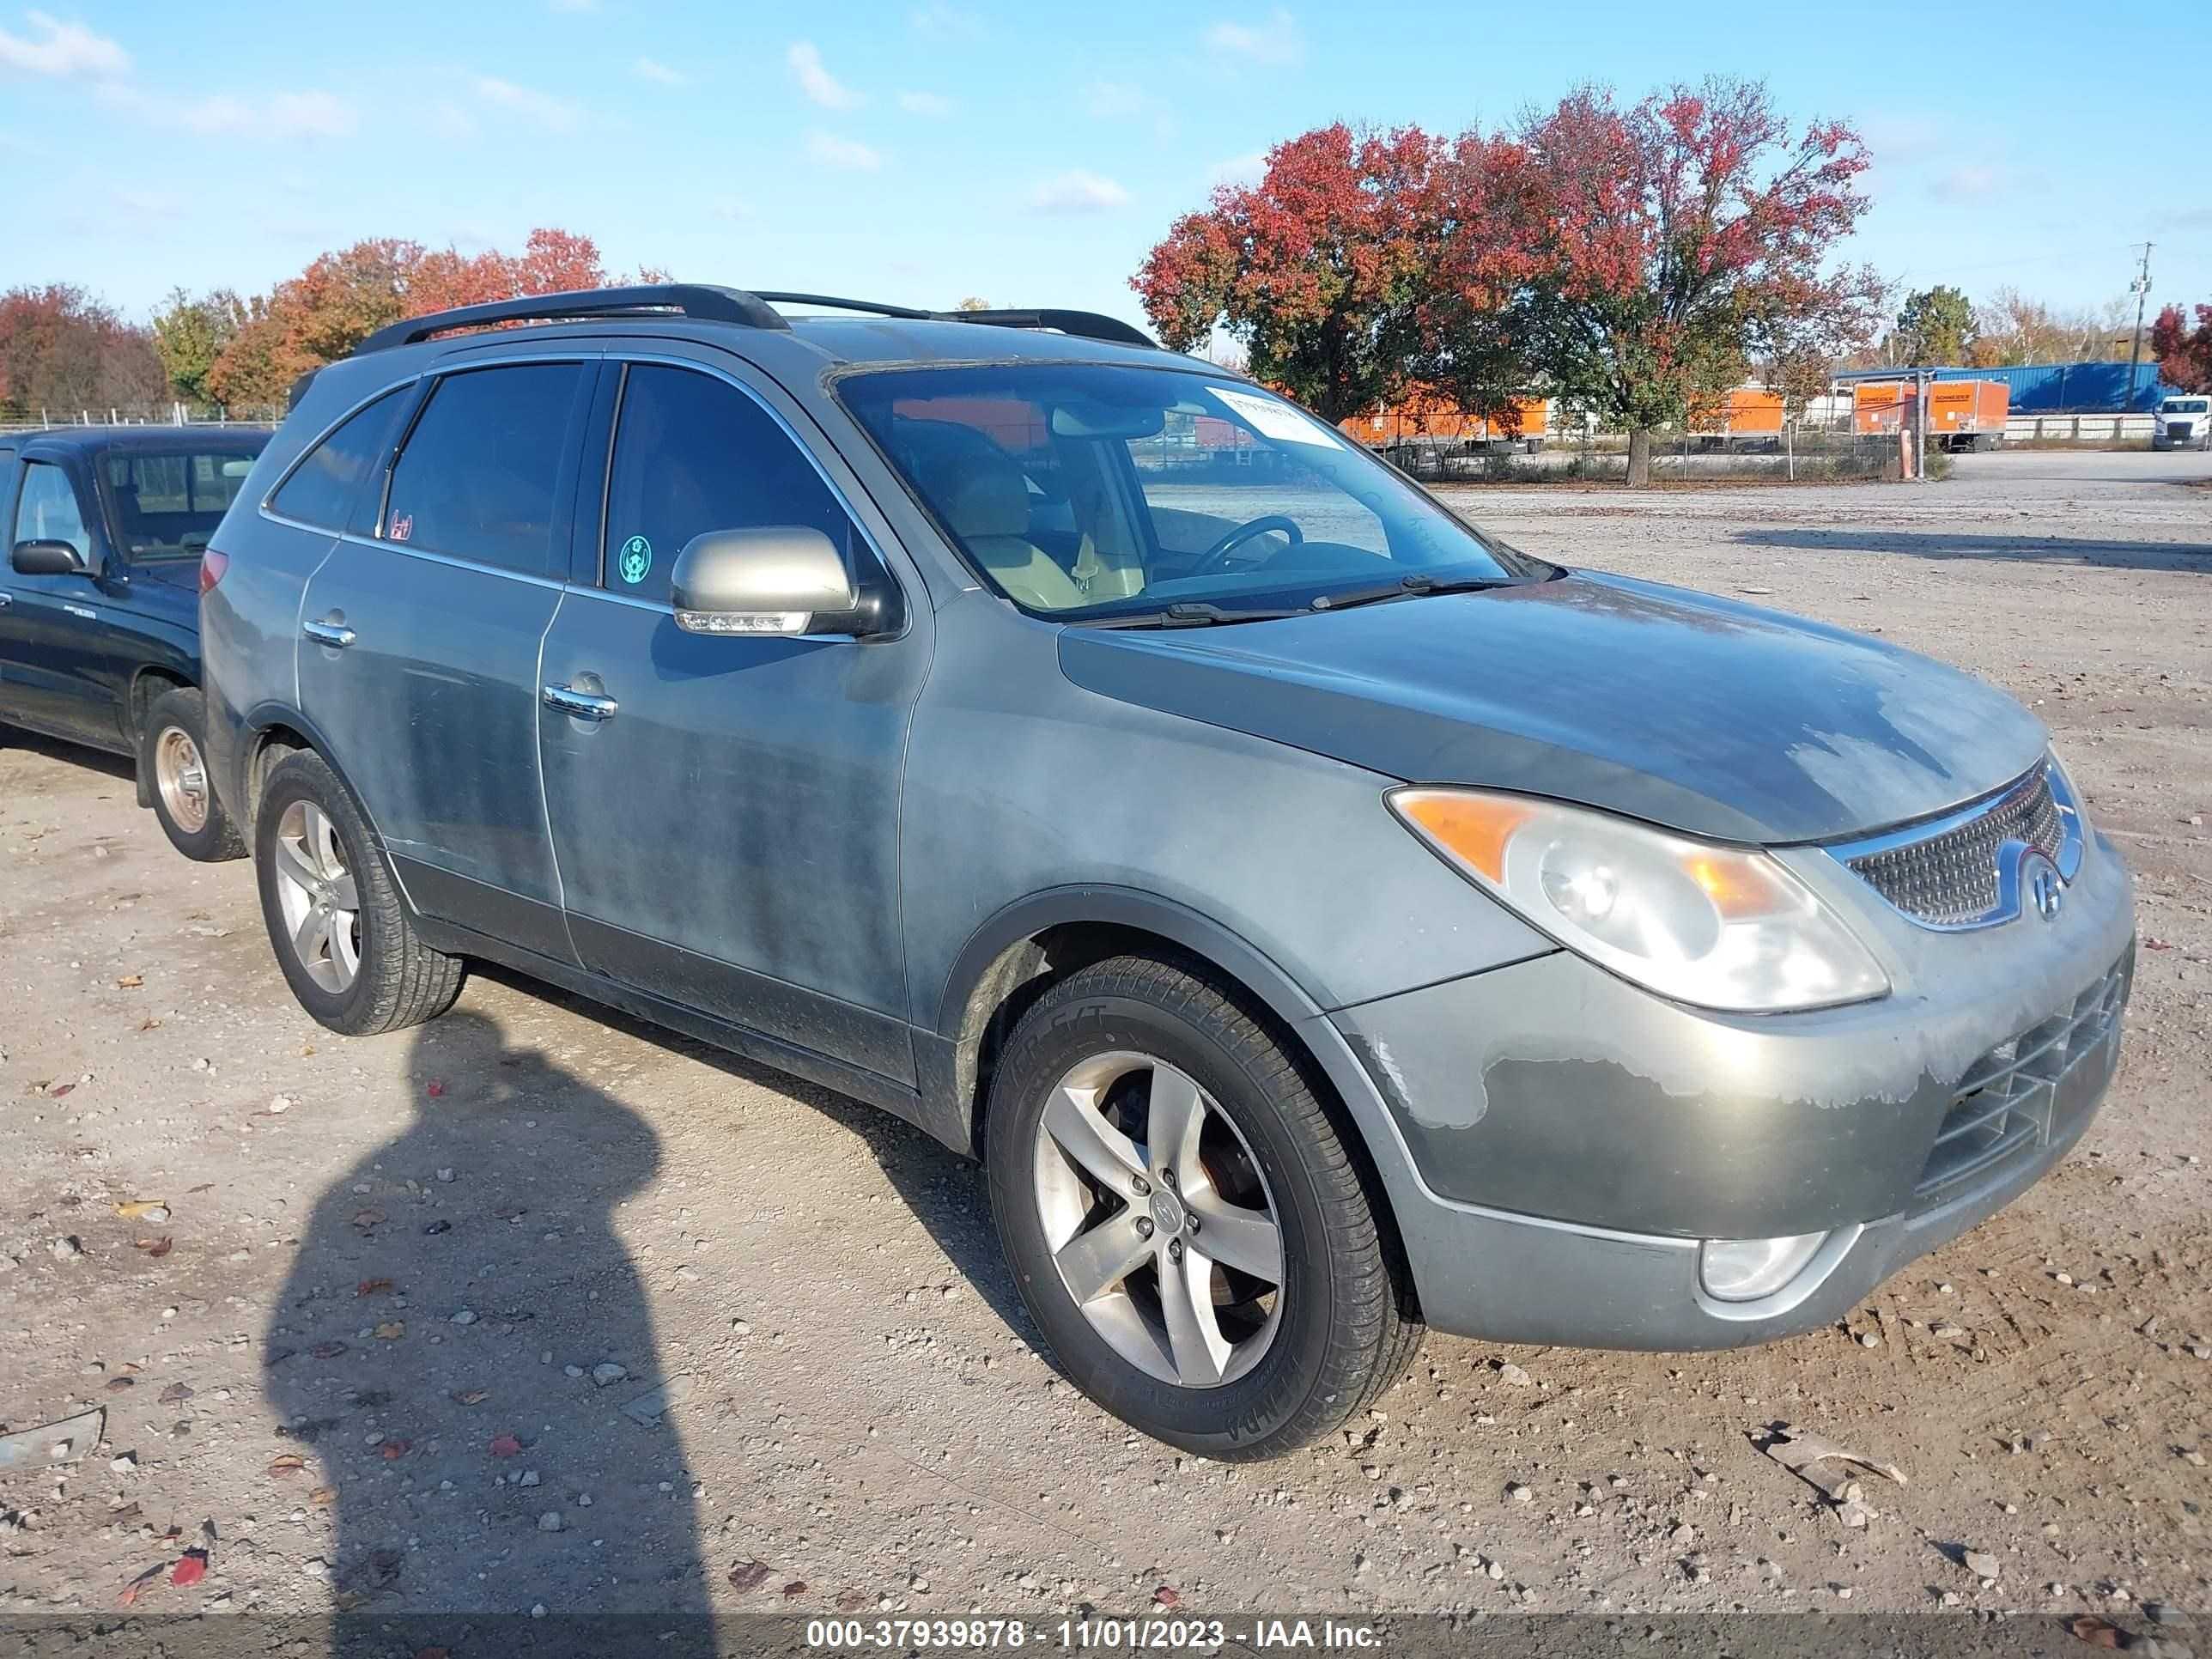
[1390, 790, 1534, 882]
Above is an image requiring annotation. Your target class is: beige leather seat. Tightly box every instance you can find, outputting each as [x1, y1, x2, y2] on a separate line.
[902, 424, 1088, 611]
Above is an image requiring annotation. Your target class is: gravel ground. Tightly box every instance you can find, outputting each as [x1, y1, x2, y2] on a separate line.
[1, 449, 2208, 1631]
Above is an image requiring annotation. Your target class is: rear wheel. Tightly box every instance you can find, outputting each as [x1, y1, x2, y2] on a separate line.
[985, 955, 1419, 1460]
[141, 687, 245, 862]
[253, 750, 463, 1035]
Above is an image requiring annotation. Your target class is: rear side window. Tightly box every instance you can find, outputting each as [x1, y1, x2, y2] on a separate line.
[271, 387, 411, 532]
[14, 461, 90, 560]
[599, 364, 859, 605]
[386, 363, 586, 575]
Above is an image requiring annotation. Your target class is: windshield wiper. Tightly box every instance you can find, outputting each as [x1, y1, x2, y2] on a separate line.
[1085, 602, 1307, 629]
[1309, 574, 1517, 613]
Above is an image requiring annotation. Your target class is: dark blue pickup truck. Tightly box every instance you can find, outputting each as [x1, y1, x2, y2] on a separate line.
[1, 424, 270, 859]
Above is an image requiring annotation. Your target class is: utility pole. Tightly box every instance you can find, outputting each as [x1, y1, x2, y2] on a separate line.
[2125, 242, 2154, 414]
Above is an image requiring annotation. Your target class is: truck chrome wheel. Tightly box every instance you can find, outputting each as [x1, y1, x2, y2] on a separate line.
[1032, 1050, 1284, 1389]
[271, 800, 362, 994]
[152, 726, 210, 836]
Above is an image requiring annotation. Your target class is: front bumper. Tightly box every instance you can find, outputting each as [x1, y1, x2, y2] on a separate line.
[1319, 823, 2136, 1348]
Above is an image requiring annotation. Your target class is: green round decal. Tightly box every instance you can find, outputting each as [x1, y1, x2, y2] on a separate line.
[617, 535, 653, 586]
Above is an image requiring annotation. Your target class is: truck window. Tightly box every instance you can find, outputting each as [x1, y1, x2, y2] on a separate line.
[14, 461, 91, 562]
[104, 448, 260, 559]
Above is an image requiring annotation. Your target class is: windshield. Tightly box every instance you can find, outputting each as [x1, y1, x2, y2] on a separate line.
[2162, 398, 2209, 414]
[837, 363, 1541, 621]
[101, 447, 261, 560]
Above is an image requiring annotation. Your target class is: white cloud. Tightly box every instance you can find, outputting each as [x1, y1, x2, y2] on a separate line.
[633, 57, 689, 87]
[1206, 151, 1266, 188]
[898, 89, 953, 117]
[1205, 8, 1303, 67]
[787, 40, 862, 111]
[1082, 78, 1146, 118]
[1026, 169, 1129, 214]
[473, 75, 582, 133]
[909, 3, 982, 39]
[180, 89, 356, 140]
[0, 9, 128, 78]
[96, 82, 356, 141]
[806, 131, 881, 171]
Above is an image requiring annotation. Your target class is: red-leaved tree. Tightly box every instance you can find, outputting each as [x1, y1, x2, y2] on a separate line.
[1132, 124, 1444, 422]
[0, 284, 167, 416]
[2151, 303, 2212, 393]
[204, 228, 659, 407]
[1506, 80, 1883, 484]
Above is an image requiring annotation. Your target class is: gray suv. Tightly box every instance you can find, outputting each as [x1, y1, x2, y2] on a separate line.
[200, 285, 2135, 1459]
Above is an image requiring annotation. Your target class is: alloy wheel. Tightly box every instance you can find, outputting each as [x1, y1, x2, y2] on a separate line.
[1031, 1050, 1284, 1389]
[271, 799, 362, 994]
[153, 726, 210, 836]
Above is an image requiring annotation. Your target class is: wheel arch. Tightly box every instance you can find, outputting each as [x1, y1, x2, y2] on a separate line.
[237, 701, 387, 853]
[127, 666, 196, 806]
[931, 885, 1425, 1321]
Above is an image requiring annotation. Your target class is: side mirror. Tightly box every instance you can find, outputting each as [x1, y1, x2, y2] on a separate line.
[670, 526, 890, 638]
[11, 539, 89, 577]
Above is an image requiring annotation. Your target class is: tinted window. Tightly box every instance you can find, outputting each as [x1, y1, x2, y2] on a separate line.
[599, 364, 859, 604]
[271, 387, 410, 532]
[386, 364, 585, 574]
[103, 447, 259, 559]
[13, 461, 90, 561]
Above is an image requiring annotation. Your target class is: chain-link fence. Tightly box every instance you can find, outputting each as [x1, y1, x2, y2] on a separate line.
[1380, 428, 1911, 485]
[0, 401, 283, 434]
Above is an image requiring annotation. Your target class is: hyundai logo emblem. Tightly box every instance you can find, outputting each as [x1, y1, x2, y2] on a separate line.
[2025, 855, 2063, 921]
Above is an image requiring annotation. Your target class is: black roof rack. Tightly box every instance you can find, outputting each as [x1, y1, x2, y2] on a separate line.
[753, 293, 1152, 348]
[349, 283, 1156, 358]
[352, 283, 791, 356]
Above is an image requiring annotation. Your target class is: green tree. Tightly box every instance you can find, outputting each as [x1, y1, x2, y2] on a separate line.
[1892, 285, 1974, 366]
[150, 288, 249, 402]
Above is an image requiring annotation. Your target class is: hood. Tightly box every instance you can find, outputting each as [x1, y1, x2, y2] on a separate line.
[1056, 572, 2047, 845]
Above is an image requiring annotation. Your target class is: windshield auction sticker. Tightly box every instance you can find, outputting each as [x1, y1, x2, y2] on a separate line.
[1206, 386, 1340, 448]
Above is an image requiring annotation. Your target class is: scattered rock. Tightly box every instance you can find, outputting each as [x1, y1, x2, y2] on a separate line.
[1494, 1362, 1532, 1388]
[1507, 1484, 1532, 1503]
[451, 1310, 477, 1326]
[538, 1510, 563, 1533]
[1963, 1549, 2000, 1579]
[591, 1363, 627, 1388]
[47, 1237, 82, 1261]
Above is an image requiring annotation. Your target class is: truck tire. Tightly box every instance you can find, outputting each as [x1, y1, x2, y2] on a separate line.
[140, 686, 246, 862]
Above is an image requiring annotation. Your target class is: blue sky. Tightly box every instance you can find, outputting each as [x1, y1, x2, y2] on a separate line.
[3, 1, 2206, 334]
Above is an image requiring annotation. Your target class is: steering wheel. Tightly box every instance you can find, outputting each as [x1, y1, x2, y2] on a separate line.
[1192, 514, 1304, 576]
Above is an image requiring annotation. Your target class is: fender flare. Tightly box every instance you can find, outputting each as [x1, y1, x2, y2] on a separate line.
[930, 884, 1329, 1041]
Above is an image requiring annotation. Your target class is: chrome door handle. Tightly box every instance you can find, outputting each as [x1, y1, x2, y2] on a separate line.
[303, 618, 356, 648]
[543, 683, 618, 721]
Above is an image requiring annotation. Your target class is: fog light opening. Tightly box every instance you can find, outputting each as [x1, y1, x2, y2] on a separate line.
[1698, 1231, 1830, 1303]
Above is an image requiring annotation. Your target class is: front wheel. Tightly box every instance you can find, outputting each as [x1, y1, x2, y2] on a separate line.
[141, 687, 245, 862]
[252, 750, 464, 1035]
[985, 955, 1420, 1460]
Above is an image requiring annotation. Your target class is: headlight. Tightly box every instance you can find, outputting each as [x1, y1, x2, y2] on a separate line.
[1389, 788, 1889, 1012]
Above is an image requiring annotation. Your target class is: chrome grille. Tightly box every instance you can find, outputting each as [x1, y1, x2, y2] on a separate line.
[1846, 769, 2064, 927]
[1912, 952, 2130, 1212]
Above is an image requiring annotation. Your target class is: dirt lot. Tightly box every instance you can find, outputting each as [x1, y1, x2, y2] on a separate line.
[2, 449, 2209, 1631]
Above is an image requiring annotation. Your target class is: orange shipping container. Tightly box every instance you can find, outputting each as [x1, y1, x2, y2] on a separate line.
[1852, 382, 1913, 434]
[1689, 388, 1784, 437]
[1343, 395, 1548, 445]
[1929, 380, 2008, 438]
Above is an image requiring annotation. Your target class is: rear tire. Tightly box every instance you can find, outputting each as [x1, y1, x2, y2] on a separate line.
[141, 687, 245, 862]
[253, 750, 463, 1036]
[985, 954, 1420, 1460]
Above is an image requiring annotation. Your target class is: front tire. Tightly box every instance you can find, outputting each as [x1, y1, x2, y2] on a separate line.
[252, 750, 464, 1036]
[141, 687, 245, 862]
[985, 955, 1420, 1460]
